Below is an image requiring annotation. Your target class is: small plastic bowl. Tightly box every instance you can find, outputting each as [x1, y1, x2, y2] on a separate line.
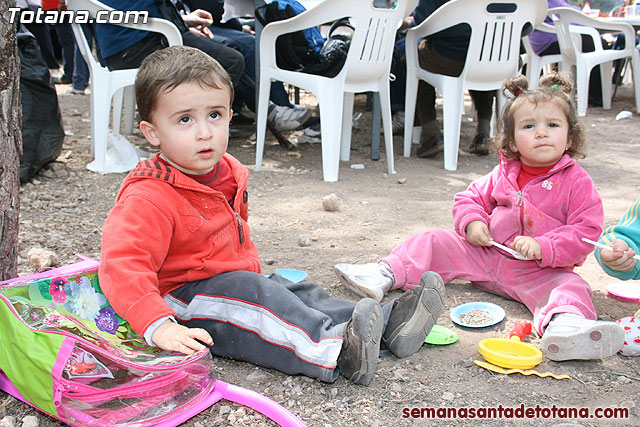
[478, 337, 543, 369]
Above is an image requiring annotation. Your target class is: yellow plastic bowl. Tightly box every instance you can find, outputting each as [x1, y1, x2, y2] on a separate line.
[478, 337, 543, 370]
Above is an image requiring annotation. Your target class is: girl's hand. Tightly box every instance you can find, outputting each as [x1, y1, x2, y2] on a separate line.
[151, 320, 213, 355]
[466, 221, 492, 246]
[601, 239, 637, 272]
[512, 236, 542, 260]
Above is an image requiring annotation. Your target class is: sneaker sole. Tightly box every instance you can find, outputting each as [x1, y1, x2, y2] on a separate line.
[334, 264, 384, 302]
[541, 321, 625, 361]
[384, 272, 445, 358]
[272, 108, 314, 132]
[345, 299, 383, 386]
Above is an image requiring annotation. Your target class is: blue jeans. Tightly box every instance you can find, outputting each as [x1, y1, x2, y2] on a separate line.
[389, 37, 407, 113]
[53, 23, 76, 80]
[72, 24, 103, 91]
[209, 25, 292, 112]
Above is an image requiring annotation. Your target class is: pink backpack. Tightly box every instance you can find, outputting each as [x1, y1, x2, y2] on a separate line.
[0, 256, 306, 426]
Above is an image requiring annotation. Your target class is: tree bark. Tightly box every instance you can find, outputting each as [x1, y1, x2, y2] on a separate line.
[0, 5, 21, 281]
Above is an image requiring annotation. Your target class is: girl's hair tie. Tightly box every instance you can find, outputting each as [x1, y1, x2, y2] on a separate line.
[551, 84, 559, 89]
[514, 88, 523, 97]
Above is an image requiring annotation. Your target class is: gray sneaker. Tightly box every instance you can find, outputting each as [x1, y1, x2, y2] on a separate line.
[540, 313, 625, 361]
[334, 263, 393, 302]
[268, 105, 313, 132]
[383, 271, 445, 359]
[337, 298, 383, 386]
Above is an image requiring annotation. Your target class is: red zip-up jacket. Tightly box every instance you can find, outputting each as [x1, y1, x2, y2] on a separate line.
[99, 154, 261, 335]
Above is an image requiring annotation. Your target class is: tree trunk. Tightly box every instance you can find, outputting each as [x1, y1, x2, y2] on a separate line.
[0, 5, 21, 281]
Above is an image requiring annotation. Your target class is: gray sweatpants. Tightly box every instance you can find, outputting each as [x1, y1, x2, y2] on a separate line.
[165, 271, 393, 382]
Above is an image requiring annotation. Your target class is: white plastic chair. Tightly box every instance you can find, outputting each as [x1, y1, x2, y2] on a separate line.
[256, 0, 419, 182]
[66, 0, 182, 172]
[549, 7, 640, 116]
[403, 0, 548, 171]
[522, 22, 564, 89]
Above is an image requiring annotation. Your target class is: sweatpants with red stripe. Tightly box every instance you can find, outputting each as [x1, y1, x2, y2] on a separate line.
[165, 271, 393, 382]
[382, 229, 597, 335]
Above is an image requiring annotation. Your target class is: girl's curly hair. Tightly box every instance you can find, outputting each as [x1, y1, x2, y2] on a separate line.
[491, 72, 586, 159]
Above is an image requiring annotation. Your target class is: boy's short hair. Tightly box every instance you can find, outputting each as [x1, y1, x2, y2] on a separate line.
[135, 46, 234, 122]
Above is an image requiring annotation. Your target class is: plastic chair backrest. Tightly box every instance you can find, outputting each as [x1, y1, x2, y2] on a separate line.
[261, 0, 417, 83]
[548, 7, 618, 64]
[412, 0, 548, 91]
[67, 0, 182, 50]
[340, 0, 418, 87]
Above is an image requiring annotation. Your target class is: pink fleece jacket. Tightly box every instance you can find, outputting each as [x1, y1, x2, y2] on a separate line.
[452, 154, 604, 269]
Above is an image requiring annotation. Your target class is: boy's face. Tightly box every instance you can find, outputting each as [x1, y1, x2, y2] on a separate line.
[140, 82, 232, 175]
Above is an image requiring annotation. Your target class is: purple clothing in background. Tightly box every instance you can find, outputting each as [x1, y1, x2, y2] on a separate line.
[529, 0, 580, 55]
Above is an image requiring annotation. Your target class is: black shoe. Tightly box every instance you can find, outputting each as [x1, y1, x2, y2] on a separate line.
[54, 75, 72, 85]
[229, 127, 243, 138]
[416, 134, 444, 158]
[337, 298, 383, 386]
[468, 133, 490, 156]
[231, 112, 254, 125]
[588, 97, 603, 107]
[382, 271, 445, 358]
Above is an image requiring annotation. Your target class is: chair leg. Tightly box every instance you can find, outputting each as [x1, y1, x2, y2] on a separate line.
[318, 87, 344, 182]
[441, 82, 464, 171]
[600, 61, 613, 111]
[631, 53, 640, 114]
[90, 82, 111, 171]
[370, 92, 381, 161]
[378, 85, 395, 175]
[403, 75, 419, 158]
[255, 74, 272, 172]
[576, 64, 590, 117]
[112, 87, 124, 134]
[528, 56, 542, 90]
[123, 86, 135, 135]
[340, 92, 354, 162]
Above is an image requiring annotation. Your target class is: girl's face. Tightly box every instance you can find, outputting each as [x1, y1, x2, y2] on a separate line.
[510, 100, 571, 167]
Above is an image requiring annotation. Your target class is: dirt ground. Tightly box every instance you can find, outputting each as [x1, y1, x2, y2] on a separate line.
[2, 82, 640, 427]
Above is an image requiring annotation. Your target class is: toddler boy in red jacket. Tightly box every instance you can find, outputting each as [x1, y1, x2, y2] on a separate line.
[99, 45, 445, 385]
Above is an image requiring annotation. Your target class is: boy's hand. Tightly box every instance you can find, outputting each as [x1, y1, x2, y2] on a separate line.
[151, 320, 213, 355]
[601, 239, 637, 272]
[512, 236, 542, 260]
[466, 221, 492, 246]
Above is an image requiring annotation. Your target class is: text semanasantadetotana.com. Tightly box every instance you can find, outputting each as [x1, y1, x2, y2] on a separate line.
[8, 8, 148, 25]
[402, 404, 629, 420]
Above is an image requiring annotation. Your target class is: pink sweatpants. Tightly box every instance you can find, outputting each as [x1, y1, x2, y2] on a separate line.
[382, 230, 597, 335]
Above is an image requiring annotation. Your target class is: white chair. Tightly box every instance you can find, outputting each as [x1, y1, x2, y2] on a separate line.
[522, 22, 564, 89]
[256, 0, 418, 182]
[549, 7, 640, 116]
[403, 0, 548, 171]
[66, 0, 182, 172]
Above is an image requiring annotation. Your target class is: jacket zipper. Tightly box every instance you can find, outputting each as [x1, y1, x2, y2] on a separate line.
[234, 212, 245, 244]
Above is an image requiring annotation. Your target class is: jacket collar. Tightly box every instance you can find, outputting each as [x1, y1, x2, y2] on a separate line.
[500, 153, 576, 181]
[119, 153, 249, 197]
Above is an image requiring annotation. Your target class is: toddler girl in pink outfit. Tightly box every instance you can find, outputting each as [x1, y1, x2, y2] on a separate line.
[335, 73, 624, 362]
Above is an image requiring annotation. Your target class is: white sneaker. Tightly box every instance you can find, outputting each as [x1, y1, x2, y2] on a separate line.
[541, 313, 625, 361]
[334, 263, 393, 302]
[268, 105, 313, 132]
